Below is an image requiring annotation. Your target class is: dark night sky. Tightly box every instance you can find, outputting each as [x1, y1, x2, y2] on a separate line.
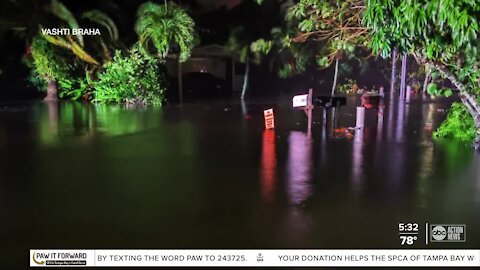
[198, 0, 243, 10]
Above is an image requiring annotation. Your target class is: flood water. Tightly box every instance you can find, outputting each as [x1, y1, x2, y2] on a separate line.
[1, 93, 479, 267]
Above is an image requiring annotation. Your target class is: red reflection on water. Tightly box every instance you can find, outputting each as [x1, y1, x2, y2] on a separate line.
[260, 130, 276, 203]
[334, 128, 353, 139]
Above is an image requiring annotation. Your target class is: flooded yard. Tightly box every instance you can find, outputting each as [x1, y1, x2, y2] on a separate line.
[1, 93, 479, 267]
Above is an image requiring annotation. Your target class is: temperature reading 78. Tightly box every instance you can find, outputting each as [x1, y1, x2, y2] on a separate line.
[400, 235, 417, 245]
[398, 223, 419, 246]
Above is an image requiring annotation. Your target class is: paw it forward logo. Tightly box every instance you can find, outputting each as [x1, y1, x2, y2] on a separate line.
[430, 224, 466, 242]
[30, 250, 92, 267]
[32, 252, 45, 265]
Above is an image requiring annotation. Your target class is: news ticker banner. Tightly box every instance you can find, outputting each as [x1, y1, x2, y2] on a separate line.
[31, 249, 480, 267]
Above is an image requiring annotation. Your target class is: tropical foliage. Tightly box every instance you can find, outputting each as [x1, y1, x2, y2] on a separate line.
[94, 46, 166, 105]
[364, 0, 480, 146]
[259, 0, 480, 145]
[253, 0, 371, 94]
[40, 0, 117, 65]
[434, 103, 477, 141]
[337, 79, 358, 94]
[30, 36, 71, 83]
[288, 0, 369, 66]
[226, 26, 268, 99]
[286, 0, 370, 94]
[262, 27, 318, 79]
[426, 83, 453, 98]
[28, 36, 92, 100]
[135, 2, 196, 62]
[7, 0, 198, 104]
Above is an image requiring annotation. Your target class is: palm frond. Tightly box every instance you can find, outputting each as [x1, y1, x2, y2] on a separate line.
[49, 0, 83, 46]
[42, 32, 100, 65]
[69, 38, 100, 65]
[135, 2, 195, 62]
[42, 34, 71, 48]
[82, 10, 118, 41]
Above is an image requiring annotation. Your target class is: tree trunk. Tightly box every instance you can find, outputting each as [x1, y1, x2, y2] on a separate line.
[44, 80, 58, 102]
[389, 49, 397, 96]
[422, 64, 431, 93]
[412, 53, 480, 149]
[241, 56, 250, 100]
[331, 57, 339, 97]
[430, 63, 480, 114]
[178, 60, 183, 103]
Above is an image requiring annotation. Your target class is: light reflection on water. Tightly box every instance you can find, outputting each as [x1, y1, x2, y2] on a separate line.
[286, 131, 313, 206]
[352, 126, 364, 194]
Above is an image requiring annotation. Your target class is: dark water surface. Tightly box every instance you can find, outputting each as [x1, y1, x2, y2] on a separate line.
[1, 94, 479, 268]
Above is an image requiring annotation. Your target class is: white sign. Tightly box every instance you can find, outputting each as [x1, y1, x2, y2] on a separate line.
[30, 249, 480, 267]
[293, 94, 309, 108]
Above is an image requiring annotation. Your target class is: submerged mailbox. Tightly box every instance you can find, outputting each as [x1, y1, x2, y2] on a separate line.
[293, 94, 309, 108]
[292, 89, 314, 134]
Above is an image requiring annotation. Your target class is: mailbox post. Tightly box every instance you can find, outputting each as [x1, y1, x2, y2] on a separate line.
[356, 107, 365, 129]
[293, 88, 314, 135]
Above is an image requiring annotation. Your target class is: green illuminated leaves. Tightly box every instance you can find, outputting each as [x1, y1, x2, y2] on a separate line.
[94, 45, 166, 104]
[427, 83, 453, 97]
[50, 0, 83, 46]
[288, 0, 369, 67]
[31, 36, 71, 82]
[316, 56, 329, 67]
[298, 19, 314, 32]
[433, 102, 477, 141]
[250, 39, 273, 54]
[135, 2, 196, 62]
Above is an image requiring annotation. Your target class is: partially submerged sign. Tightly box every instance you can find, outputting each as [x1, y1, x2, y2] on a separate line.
[264, 109, 275, 130]
[293, 94, 309, 108]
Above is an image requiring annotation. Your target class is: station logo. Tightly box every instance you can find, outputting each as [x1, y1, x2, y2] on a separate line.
[430, 224, 466, 242]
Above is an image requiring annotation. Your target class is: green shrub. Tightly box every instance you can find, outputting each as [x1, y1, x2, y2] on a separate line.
[427, 83, 453, 97]
[57, 73, 92, 100]
[93, 46, 166, 105]
[433, 102, 478, 141]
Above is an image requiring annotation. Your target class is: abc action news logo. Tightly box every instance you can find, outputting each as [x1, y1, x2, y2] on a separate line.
[430, 224, 466, 242]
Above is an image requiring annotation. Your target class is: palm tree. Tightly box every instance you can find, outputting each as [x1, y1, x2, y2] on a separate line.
[134, 1, 196, 62]
[39, 1, 118, 100]
[226, 26, 251, 100]
[30, 36, 70, 101]
[3, 0, 118, 100]
[42, 0, 118, 66]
